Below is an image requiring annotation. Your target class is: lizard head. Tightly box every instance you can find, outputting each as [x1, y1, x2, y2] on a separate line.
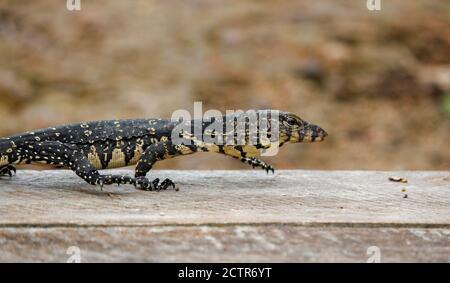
[278, 112, 328, 144]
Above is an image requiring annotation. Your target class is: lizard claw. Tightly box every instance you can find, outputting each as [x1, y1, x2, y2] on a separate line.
[242, 157, 274, 174]
[159, 178, 176, 190]
[265, 165, 275, 174]
[0, 165, 16, 178]
[95, 177, 105, 190]
[134, 177, 156, 191]
[152, 178, 161, 191]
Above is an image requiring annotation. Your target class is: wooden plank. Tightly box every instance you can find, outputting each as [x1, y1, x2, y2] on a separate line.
[1, 226, 449, 262]
[0, 170, 449, 226]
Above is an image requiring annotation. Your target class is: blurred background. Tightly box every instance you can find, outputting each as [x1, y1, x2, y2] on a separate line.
[0, 0, 449, 170]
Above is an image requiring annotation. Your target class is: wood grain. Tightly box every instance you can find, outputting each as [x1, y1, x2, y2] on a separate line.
[1, 170, 449, 262]
[1, 170, 449, 226]
[1, 226, 449, 262]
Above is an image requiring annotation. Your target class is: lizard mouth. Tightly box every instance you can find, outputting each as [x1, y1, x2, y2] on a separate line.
[315, 129, 328, 142]
[301, 124, 328, 142]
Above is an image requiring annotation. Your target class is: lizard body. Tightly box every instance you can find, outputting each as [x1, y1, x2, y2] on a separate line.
[0, 110, 327, 190]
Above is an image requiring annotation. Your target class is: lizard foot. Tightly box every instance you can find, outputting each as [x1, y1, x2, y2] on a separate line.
[95, 175, 135, 188]
[0, 165, 16, 178]
[134, 177, 175, 191]
[242, 157, 275, 174]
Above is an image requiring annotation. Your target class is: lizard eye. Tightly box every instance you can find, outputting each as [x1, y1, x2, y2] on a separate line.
[286, 117, 297, 126]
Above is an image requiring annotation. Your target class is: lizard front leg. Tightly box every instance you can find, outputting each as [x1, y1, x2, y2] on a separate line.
[187, 137, 276, 174]
[217, 145, 275, 174]
[134, 141, 195, 191]
[239, 157, 275, 174]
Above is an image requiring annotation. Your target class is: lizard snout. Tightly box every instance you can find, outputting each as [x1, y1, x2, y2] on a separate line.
[300, 123, 328, 142]
[316, 127, 328, 141]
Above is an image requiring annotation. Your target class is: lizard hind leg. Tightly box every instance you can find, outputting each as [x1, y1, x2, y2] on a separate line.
[26, 141, 137, 189]
[69, 152, 136, 188]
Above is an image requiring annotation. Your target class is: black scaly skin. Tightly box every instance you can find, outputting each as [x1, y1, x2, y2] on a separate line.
[0, 110, 328, 191]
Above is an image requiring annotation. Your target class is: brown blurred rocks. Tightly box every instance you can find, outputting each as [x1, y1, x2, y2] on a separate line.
[0, 0, 449, 170]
